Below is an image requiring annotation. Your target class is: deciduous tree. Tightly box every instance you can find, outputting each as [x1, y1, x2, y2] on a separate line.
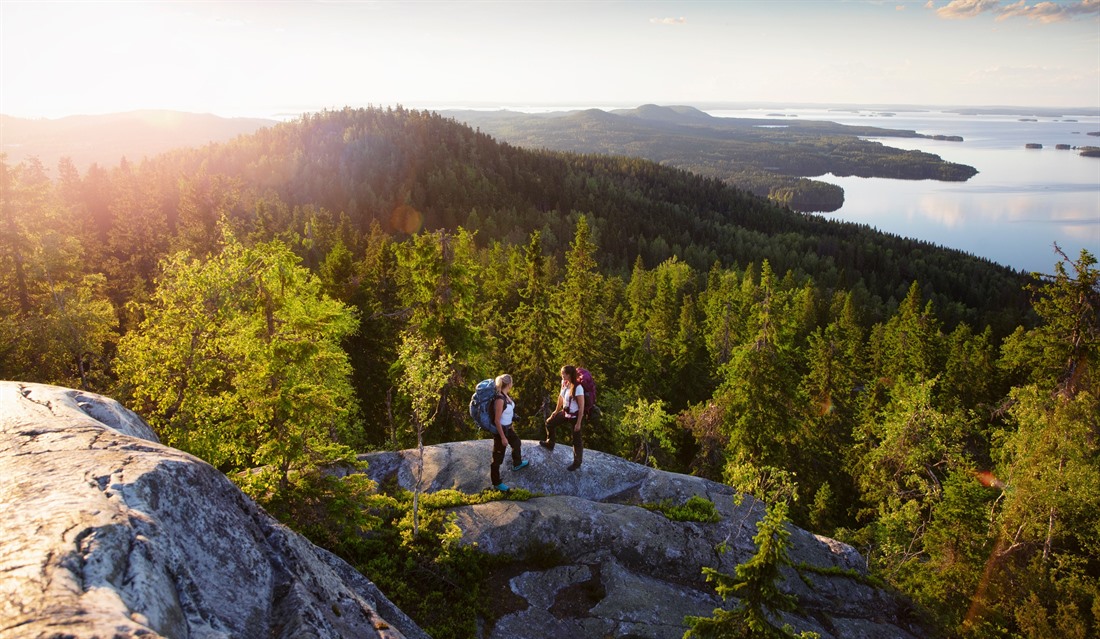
[116, 229, 360, 496]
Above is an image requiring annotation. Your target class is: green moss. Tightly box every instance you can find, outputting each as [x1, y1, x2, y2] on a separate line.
[794, 562, 885, 589]
[643, 494, 721, 523]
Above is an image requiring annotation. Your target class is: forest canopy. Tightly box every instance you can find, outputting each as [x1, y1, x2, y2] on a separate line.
[1, 106, 1095, 638]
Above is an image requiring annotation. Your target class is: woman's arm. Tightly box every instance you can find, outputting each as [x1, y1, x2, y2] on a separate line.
[493, 397, 506, 440]
[574, 393, 584, 431]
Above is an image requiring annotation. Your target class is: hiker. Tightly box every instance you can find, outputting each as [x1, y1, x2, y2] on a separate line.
[541, 365, 585, 470]
[491, 374, 528, 491]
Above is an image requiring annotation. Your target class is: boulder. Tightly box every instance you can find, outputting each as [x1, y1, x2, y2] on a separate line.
[0, 381, 426, 639]
[358, 441, 927, 639]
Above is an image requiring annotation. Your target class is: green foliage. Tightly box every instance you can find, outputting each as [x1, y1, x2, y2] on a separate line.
[617, 397, 678, 468]
[995, 385, 1100, 568]
[554, 214, 612, 372]
[0, 157, 119, 389]
[345, 222, 402, 448]
[504, 231, 560, 424]
[685, 500, 819, 639]
[449, 107, 975, 213]
[724, 464, 800, 507]
[1002, 248, 1099, 396]
[7, 108, 1098, 639]
[793, 562, 883, 589]
[395, 330, 455, 536]
[283, 480, 529, 639]
[115, 229, 361, 492]
[714, 263, 807, 470]
[619, 255, 701, 400]
[32, 273, 118, 390]
[645, 495, 721, 523]
[246, 465, 380, 556]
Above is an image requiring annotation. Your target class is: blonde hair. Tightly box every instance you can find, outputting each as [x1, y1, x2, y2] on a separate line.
[495, 374, 513, 392]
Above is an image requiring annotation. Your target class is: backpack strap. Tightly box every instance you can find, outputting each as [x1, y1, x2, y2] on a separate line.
[565, 381, 581, 417]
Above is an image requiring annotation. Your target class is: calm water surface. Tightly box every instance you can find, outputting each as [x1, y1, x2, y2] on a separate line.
[708, 107, 1100, 275]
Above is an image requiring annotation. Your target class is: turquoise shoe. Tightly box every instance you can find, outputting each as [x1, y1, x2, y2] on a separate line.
[495, 483, 510, 492]
[512, 460, 529, 472]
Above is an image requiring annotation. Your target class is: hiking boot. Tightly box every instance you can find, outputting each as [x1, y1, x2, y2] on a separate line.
[512, 460, 529, 472]
[538, 440, 554, 450]
[567, 461, 581, 471]
[495, 483, 510, 492]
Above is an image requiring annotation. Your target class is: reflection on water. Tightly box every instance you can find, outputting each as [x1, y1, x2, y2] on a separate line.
[708, 107, 1100, 274]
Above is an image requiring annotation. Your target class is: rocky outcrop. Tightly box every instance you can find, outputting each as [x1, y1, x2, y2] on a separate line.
[0, 382, 426, 639]
[358, 442, 926, 639]
[1, 380, 926, 638]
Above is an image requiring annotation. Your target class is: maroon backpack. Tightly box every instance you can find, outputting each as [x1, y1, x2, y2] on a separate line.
[574, 368, 597, 419]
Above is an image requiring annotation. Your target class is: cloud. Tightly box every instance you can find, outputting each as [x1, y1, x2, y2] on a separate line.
[649, 17, 687, 25]
[998, 0, 1100, 22]
[929, 0, 1003, 19]
[928, 0, 1099, 21]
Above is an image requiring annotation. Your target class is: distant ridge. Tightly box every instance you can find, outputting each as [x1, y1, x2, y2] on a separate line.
[611, 104, 715, 123]
[1, 110, 278, 173]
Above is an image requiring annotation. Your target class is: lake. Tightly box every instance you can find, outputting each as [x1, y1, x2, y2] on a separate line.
[707, 107, 1100, 275]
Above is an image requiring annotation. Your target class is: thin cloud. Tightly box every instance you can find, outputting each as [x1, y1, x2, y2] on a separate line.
[649, 17, 687, 25]
[999, 0, 1100, 22]
[929, 0, 1003, 19]
[928, 0, 1100, 21]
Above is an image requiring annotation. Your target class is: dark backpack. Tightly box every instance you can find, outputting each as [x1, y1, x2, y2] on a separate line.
[574, 368, 598, 420]
[469, 378, 500, 433]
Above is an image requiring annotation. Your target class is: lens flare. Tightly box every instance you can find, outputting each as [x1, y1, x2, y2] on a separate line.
[973, 470, 1005, 489]
[390, 204, 423, 234]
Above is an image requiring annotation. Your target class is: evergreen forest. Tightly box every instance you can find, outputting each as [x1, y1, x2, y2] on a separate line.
[2, 106, 1097, 638]
[443, 104, 978, 213]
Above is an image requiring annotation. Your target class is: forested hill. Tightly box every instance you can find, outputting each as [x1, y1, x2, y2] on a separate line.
[143, 106, 1029, 331]
[440, 104, 977, 213]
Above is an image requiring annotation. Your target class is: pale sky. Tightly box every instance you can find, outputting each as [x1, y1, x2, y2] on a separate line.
[2, 0, 1098, 120]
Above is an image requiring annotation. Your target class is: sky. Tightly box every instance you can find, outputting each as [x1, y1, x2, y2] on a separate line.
[1, 0, 1098, 120]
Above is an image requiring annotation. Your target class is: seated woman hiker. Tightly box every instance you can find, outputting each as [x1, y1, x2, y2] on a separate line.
[540, 365, 585, 471]
[490, 374, 528, 491]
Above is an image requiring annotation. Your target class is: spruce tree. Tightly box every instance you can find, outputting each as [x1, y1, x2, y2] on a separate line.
[507, 231, 559, 420]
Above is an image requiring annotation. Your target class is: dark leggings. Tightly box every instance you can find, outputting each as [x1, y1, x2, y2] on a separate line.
[491, 426, 522, 485]
[544, 412, 583, 466]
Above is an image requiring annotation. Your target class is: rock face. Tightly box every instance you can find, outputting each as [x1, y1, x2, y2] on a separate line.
[0, 382, 426, 639]
[358, 441, 927, 639]
[1, 380, 927, 639]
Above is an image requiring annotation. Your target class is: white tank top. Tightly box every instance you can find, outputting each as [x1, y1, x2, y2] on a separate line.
[500, 397, 515, 426]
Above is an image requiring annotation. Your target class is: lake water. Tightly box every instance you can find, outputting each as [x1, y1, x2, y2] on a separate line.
[707, 107, 1100, 275]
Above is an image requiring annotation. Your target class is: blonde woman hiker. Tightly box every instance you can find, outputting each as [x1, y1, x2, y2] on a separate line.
[540, 365, 585, 471]
[490, 374, 529, 491]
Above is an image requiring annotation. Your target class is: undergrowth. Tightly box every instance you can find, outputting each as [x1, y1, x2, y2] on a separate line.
[644, 494, 722, 523]
[255, 469, 536, 639]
